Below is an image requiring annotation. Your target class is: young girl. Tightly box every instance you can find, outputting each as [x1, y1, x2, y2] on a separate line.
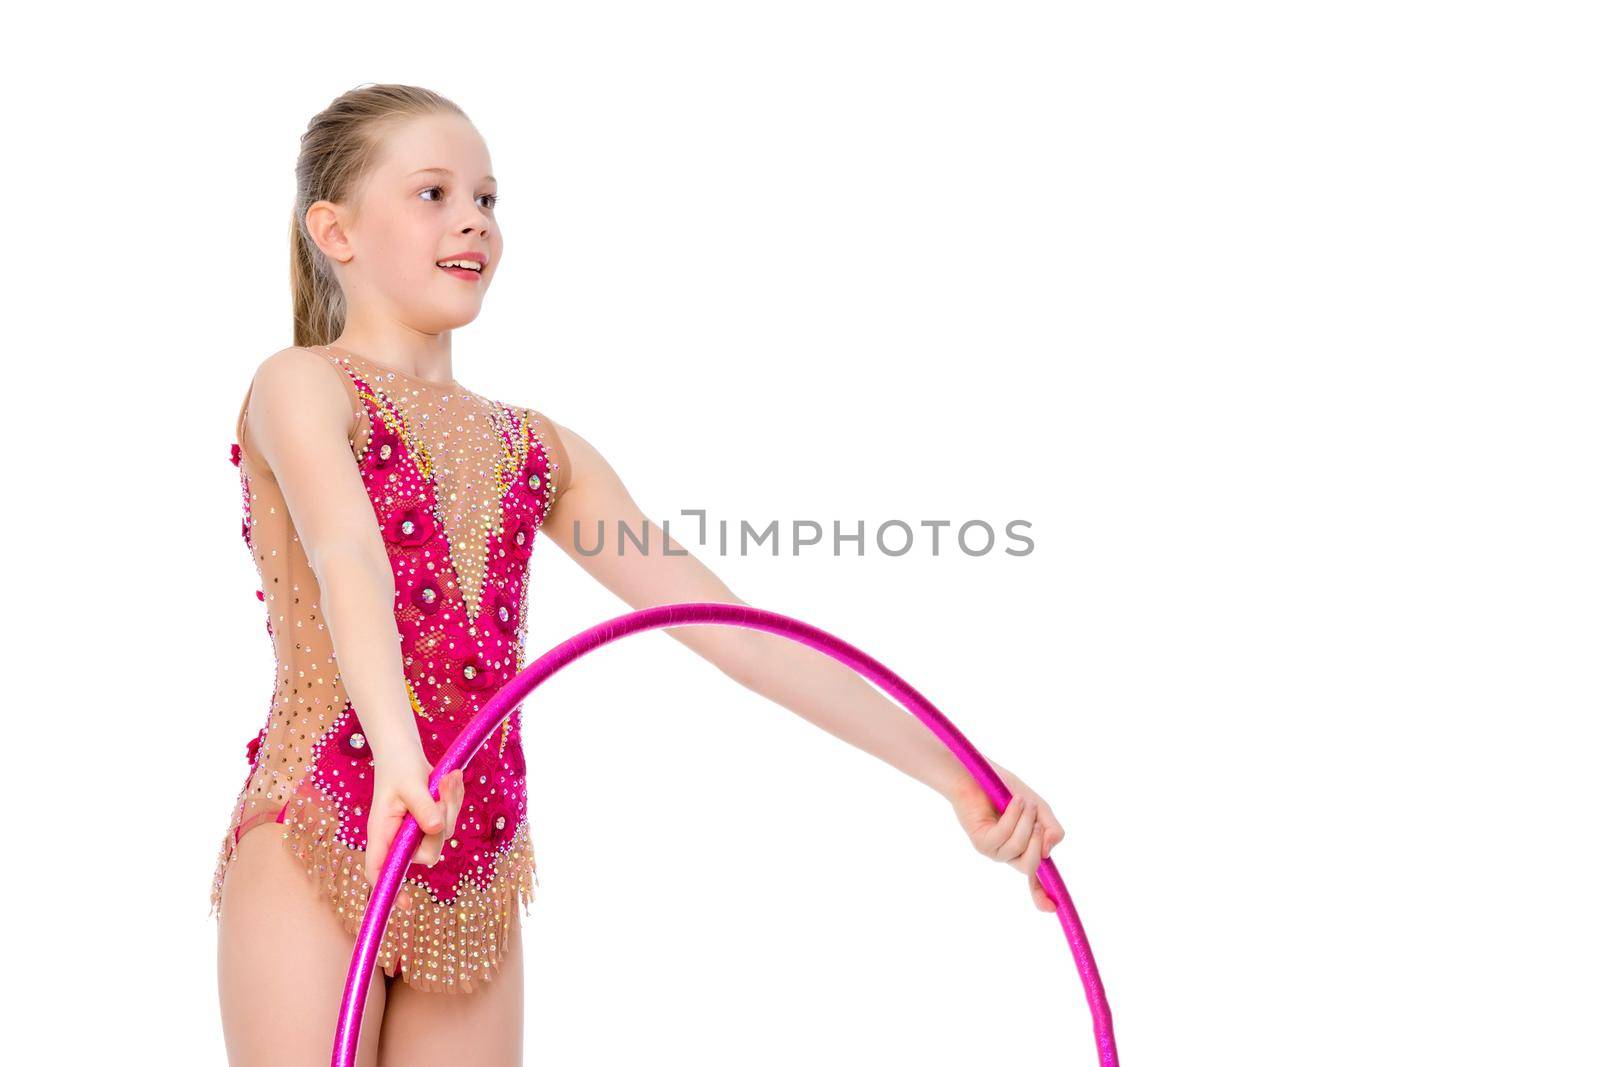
[211, 83, 1064, 1067]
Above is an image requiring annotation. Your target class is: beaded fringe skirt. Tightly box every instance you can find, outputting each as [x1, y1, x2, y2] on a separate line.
[209, 777, 537, 994]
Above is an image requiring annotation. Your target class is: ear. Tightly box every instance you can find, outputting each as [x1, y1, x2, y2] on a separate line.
[305, 199, 354, 264]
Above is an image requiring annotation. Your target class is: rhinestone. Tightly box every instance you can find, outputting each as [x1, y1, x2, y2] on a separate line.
[214, 346, 549, 992]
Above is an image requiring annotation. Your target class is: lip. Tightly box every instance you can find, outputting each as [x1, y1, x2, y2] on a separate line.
[436, 250, 487, 281]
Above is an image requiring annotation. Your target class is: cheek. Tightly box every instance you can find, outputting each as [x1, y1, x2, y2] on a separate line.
[368, 215, 440, 291]
[485, 230, 505, 277]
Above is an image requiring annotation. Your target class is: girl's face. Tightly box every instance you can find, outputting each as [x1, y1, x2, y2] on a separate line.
[323, 112, 503, 334]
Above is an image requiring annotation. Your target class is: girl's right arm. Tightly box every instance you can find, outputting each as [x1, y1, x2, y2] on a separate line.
[244, 347, 466, 895]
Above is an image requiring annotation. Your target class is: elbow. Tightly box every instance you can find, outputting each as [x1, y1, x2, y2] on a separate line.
[307, 539, 395, 597]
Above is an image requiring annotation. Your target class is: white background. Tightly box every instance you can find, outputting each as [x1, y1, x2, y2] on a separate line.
[3, 2, 1595, 1064]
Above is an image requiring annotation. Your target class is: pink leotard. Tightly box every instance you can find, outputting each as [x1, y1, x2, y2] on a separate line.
[209, 344, 571, 994]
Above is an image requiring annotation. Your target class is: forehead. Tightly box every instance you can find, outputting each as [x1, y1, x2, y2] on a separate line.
[372, 113, 494, 182]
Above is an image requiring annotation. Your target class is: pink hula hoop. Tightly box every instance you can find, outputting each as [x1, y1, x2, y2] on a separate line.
[330, 602, 1119, 1066]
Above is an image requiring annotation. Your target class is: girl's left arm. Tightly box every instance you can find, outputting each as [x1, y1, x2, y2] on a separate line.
[542, 420, 1065, 910]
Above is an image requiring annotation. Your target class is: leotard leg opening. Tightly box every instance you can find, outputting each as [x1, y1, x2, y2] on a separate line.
[233, 805, 289, 846]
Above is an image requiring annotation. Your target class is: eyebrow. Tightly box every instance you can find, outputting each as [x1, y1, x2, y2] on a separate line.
[407, 166, 496, 183]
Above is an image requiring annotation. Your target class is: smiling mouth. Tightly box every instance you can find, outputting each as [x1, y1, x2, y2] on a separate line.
[436, 258, 484, 280]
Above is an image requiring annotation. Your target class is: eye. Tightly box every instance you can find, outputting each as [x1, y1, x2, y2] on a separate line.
[419, 186, 497, 211]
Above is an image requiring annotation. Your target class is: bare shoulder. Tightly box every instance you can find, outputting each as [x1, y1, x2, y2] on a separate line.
[252, 345, 342, 392]
[541, 415, 577, 456]
[247, 346, 354, 434]
[539, 416, 593, 458]
[519, 409, 577, 498]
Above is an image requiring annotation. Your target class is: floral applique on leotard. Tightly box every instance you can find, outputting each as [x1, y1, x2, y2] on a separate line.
[210, 346, 570, 994]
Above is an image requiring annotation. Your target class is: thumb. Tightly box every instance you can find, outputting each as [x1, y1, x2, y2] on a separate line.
[403, 780, 447, 834]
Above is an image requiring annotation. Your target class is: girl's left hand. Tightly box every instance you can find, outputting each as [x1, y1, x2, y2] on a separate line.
[947, 763, 1064, 912]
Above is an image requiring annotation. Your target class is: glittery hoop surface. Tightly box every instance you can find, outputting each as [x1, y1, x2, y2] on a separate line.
[331, 602, 1119, 1067]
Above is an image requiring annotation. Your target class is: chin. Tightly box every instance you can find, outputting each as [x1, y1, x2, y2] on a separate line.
[437, 309, 485, 331]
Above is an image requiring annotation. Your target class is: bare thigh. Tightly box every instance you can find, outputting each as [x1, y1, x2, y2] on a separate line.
[377, 910, 524, 1067]
[217, 820, 390, 1067]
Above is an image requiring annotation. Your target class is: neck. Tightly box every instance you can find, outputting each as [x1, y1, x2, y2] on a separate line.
[325, 331, 457, 387]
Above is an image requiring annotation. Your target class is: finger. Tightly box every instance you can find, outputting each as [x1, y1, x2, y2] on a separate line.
[416, 798, 447, 864]
[996, 799, 1039, 862]
[442, 776, 464, 842]
[403, 780, 448, 836]
[402, 779, 448, 865]
[444, 770, 465, 838]
[1025, 819, 1044, 872]
[998, 796, 1036, 863]
[418, 825, 442, 866]
[422, 813, 448, 866]
[366, 814, 397, 886]
[451, 771, 466, 829]
[1036, 804, 1062, 858]
[980, 794, 1027, 853]
[1006, 818, 1045, 877]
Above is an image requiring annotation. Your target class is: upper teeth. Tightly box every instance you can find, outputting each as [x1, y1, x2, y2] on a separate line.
[438, 259, 482, 271]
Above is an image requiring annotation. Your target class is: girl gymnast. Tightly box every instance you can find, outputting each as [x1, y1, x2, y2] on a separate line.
[211, 82, 1063, 1067]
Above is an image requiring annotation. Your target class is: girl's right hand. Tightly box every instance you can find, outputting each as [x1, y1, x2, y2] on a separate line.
[363, 746, 467, 911]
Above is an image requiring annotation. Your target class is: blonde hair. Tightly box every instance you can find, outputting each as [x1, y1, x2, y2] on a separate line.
[290, 83, 468, 347]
